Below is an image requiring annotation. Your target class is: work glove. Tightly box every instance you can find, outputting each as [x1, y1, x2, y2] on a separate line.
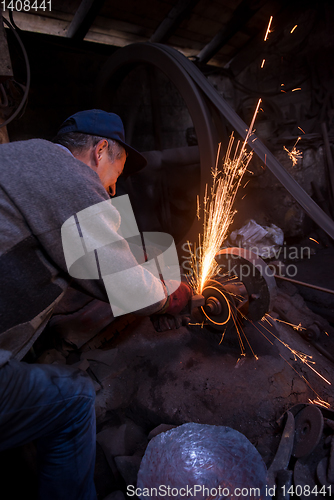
[151, 313, 191, 332]
[151, 281, 192, 332]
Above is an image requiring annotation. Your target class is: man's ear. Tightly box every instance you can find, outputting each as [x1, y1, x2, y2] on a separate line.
[93, 139, 109, 165]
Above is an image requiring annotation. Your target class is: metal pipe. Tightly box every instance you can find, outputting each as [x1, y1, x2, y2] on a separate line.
[275, 275, 334, 296]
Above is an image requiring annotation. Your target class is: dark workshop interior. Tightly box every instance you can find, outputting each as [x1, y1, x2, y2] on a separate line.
[1, 0, 334, 499]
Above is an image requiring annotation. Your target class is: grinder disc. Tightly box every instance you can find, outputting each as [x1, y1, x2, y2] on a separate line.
[201, 279, 236, 330]
[292, 405, 324, 458]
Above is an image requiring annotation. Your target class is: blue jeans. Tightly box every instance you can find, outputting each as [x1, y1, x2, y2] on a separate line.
[0, 359, 97, 500]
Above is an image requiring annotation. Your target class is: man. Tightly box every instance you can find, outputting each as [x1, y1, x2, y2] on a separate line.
[0, 110, 191, 499]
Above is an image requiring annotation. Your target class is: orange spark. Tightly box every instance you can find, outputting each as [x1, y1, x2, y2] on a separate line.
[264, 16, 273, 41]
[188, 99, 261, 294]
[283, 136, 302, 166]
[292, 88, 301, 91]
[298, 126, 305, 134]
[263, 314, 332, 386]
[261, 59, 266, 68]
[309, 237, 319, 244]
[309, 398, 331, 409]
[196, 195, 200, 220]
[290, 25, 298, 33]
[273, 317, 306, 331]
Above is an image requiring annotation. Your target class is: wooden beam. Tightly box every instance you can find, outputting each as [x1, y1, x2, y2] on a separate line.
[150, 0, 201, 43]
[0, 12, 13, 82]
[66, 0, 106, 40]
[197, 0, 267, 64]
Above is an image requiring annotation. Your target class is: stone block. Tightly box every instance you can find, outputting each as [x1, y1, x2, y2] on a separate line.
[97, 420, 148, 460]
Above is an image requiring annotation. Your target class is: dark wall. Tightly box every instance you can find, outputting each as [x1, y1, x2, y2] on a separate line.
[5, 30, 117, 141]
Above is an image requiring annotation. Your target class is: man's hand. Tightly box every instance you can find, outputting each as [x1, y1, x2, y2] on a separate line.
[159, 281, 192, 315]
[151, 281, 192, 332]
[151, 313, 191, 332]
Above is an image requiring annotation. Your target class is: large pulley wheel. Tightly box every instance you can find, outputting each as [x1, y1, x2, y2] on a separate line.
[95, 43, 223, 247]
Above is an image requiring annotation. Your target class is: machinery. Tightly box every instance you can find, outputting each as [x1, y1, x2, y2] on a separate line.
[95, 42, 332, 331]
[191, 248, 277, 330]
[96, 42, 334, 248]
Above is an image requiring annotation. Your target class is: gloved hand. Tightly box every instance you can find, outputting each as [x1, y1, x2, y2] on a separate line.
[151, 313, 191, 332]
[160, 281, 192, 315]
[151, 281, 193, 332]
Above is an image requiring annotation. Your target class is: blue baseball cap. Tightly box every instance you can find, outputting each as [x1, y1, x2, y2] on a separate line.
[57, 109, 147, 175]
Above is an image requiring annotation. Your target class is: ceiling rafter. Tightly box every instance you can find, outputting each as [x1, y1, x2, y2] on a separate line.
[66, 0, 106, 40]
[197, 0, 268, 64]
[150, 0, 201, 43]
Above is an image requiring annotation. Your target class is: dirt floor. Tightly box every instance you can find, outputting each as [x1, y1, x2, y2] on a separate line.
[1, 247, 334, 499]
[91, 308, 334, 457]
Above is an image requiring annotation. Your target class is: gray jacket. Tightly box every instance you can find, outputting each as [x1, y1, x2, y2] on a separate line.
[0, 139, 165, 363]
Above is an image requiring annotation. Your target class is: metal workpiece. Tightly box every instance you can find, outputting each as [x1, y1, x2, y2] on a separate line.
[215, 247, 277, 321]
[191, 248, 277, 330]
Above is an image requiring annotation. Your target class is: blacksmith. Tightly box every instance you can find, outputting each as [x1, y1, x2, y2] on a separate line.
[0, 110, 191, 500]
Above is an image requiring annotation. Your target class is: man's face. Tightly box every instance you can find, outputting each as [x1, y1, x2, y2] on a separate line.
[96, 143, 127, 196]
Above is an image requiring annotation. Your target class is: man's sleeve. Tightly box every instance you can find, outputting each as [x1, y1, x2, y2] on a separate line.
[6, 141, 167, 312]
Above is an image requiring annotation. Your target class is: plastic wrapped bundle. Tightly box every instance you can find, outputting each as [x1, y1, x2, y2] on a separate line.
[137, 423, 270, 500]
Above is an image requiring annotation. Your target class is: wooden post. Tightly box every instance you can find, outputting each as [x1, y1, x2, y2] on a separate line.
[0, 12, 12, 143]
[0, 118, 9, 144]
[0, 12, 13, 81]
